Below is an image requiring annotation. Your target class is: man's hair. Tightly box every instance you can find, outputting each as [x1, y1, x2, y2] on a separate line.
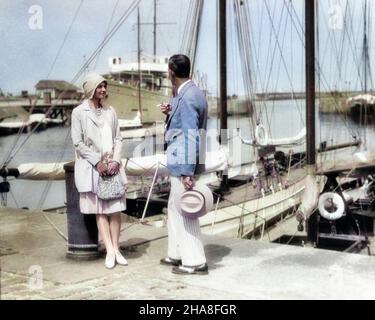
[168, 54, 191, 78]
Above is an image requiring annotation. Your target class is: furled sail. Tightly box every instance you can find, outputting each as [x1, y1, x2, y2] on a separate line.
[124, 148, 229, 176]
[18, 162, 67, 180]
[295, 174, 323, 221]
[15, 148, 230, 180]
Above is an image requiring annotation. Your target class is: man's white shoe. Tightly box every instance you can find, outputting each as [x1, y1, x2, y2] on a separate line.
[115, 251, 128, 266]
[105, 253, 116, 269]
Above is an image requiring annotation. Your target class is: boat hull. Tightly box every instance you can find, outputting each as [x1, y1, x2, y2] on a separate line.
[106, 80, 169, 123]
[348, 103, 375, 124]
[200, 176, 306, 238]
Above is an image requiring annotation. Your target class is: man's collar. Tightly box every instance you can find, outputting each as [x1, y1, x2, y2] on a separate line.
[177, 79, 192, 95]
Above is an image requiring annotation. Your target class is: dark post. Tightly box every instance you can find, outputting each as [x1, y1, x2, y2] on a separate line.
[219, 0, 228, 189]
[305, 0, 316, 171]
[64, 162, 100, 260]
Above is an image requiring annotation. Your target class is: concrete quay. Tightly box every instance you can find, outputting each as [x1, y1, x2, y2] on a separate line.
[1, 207, 375, 300]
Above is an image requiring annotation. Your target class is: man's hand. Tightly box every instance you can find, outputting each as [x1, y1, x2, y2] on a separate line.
[159, 102, 172, 115]
[107, 161, 120, 176]
[181, 175, 195, 190]
[96, 161, 108, 176]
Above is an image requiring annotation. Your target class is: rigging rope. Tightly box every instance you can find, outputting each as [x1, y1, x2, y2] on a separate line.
[233, 0, 257, 141]
[264, 1, 304, 124]
[180, 0, 204, 74]
[46, 0, 85, 79]
[284, 0, 361, 142]
[1, 0, 142, 170]
[93, 0, 120, 70]
[71, 0, 142, 84]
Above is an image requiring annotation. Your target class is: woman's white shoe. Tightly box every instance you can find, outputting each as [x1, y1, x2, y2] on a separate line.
[115, 251, 128, 266]
[105, 253, 116, 269]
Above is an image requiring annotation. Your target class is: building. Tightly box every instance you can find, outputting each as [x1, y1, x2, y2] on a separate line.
[35, 80, 81, 102]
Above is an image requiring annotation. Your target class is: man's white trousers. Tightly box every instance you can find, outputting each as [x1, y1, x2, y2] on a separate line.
[167, 176, 206, 266]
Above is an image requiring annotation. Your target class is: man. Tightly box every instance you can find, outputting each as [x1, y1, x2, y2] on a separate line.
[160, 54, 208, 275]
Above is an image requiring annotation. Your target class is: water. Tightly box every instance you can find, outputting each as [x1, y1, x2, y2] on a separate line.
[1, 101, 374, 210]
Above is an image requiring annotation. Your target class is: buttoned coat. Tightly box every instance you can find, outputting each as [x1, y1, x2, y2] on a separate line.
[165, 81, 208, 177]
[71, 99, 124, 193]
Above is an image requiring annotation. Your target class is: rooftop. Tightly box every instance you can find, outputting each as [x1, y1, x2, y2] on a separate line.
[35, 80, 80, 92]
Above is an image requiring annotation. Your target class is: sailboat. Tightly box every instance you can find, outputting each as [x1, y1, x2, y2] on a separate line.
[346, 0, 375, 124]
[295, 0, 375, 252]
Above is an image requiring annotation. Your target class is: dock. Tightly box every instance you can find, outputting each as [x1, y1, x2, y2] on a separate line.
[0, 99, 78, 123]
[1, 207, 375, 300]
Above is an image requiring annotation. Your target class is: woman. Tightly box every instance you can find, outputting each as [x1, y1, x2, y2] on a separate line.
[71, 73, 128, 269]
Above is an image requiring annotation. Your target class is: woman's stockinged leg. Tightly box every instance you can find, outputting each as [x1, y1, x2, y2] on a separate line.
[109, 213, 128, 266]
[96, 214, 115, 254]
[109, 213, 121, 251]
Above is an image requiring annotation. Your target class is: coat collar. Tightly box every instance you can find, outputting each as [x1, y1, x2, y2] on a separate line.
[82, 99, 111, 127]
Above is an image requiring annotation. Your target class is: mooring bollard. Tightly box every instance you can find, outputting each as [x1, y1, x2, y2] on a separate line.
[64, 161, 100, 260]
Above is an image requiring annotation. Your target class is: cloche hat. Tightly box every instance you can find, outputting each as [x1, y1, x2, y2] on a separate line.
[82, 73, 107, 99]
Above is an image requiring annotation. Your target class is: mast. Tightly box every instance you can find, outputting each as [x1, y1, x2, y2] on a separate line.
[153, 0, 157, 61]
[219, 0, 228, 189]
[140, 0, 174, 63]
[362, 0, 373, 93]
[295, 0, 317, 232]
[364, 0, 368, 93]
[137, 6, 142, 119]
[305, 0, 316, 173]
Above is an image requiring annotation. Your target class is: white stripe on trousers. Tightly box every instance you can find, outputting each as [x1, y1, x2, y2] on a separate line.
[167, 176, 206, 267]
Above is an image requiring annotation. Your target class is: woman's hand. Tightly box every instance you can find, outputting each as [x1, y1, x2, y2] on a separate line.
[107, 161, 120, 176]
[96, 161, 108, 176]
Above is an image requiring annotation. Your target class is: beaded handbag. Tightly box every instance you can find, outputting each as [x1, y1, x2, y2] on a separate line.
[96, 174, 125, 201]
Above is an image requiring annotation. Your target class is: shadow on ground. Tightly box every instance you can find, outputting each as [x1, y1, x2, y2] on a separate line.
[119, 238, 151, 260]
[205, 244, 232, 270]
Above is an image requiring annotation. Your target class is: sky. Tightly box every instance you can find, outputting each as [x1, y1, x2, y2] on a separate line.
[0, 0, 191, 94]
[0, 0, 374, 96]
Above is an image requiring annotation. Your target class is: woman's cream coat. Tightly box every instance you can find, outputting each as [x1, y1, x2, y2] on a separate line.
[71, 99, 126, 193]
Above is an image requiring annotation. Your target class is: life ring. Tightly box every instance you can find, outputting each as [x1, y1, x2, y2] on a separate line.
[318, 192, 345, 221]
[255, 124, 269, 146]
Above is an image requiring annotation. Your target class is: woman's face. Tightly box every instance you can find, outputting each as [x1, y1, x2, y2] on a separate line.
[94, 81, 107, 100]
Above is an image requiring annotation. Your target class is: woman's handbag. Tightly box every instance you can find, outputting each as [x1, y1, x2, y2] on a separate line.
[96, 174, 125, 201]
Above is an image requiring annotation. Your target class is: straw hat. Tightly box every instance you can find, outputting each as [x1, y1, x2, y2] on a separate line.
[175, 181, 214, 219]
[82, 73, 107, 99]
